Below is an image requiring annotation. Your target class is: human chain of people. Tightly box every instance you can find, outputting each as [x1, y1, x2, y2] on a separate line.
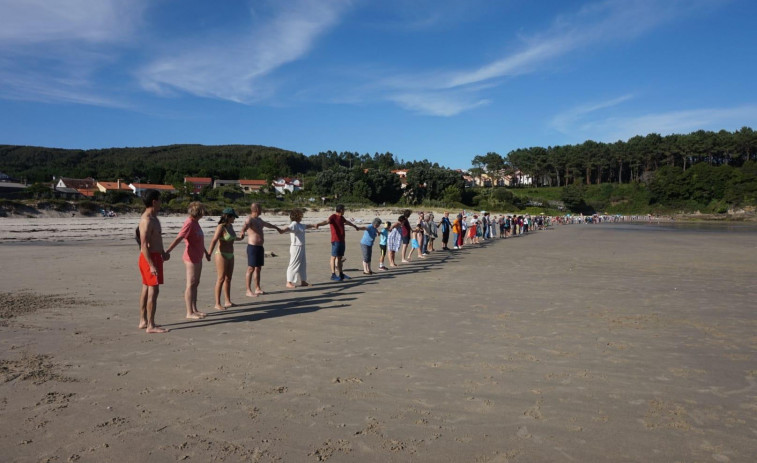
[134, 188, 658, 334]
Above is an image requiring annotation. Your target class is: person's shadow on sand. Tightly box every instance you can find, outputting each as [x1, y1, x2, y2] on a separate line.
[162, 241, 495, 331]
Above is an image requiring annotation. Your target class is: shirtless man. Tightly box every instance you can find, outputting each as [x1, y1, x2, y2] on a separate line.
[136, 189, 170, 334]
[239, 203, 281, 296]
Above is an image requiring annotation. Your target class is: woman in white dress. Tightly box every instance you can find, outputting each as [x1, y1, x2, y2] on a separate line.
[279, 209, 316, 288]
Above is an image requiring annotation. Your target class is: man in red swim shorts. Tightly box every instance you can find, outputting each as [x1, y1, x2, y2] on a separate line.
[136, 189, 171, 333]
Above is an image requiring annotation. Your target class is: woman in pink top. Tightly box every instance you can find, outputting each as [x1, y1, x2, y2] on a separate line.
[167, 201, 210, 320]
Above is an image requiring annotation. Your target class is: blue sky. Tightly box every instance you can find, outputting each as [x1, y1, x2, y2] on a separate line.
[1, 0, 756, 169]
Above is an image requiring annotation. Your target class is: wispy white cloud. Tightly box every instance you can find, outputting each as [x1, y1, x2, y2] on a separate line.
[445, 0, 723, 89]
[551, 94, 757, 142]
[0, 0, 146, 106]
[551, 94, 636, 133]
[139, 0, 353, 103]
[379, 0, 725, 116]
[0, 67, 129, 108]
[389, 91, 490, 117]
[0, 0, 143, 45]
[581, 105, 757, 142]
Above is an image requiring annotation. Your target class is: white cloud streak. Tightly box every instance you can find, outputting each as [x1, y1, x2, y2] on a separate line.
[389, 92, 490, 117]
[551, 94, 757, 142]
[583, 105, 757, 142]
[444, 0, 722, 89]
[384, 0, 724, 116]
[139, 0, 352, 103]
[0, 0, 146, 106]
[0, 0, 143, 44]
[551, 94, 636, 133]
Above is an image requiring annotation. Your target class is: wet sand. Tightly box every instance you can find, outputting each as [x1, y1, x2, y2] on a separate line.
[1, 215, 756, 462]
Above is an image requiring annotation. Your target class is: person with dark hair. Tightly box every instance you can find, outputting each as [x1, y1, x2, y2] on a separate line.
[452, 213, 464, 249]
[136, 189, 170, 334]
[438, 211, 452, 250]
[400, 209, 413, 262]
[207, 207, 241, 310]
[315, 204, 364, 281]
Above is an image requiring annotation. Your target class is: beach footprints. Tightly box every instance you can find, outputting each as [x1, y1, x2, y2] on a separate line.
[308, 439, 352, 461]
[0, 352, 76, 385]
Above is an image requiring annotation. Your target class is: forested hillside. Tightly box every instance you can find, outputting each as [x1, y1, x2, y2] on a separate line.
[0, 144, 403, 184]
[2, 127, 757, 214]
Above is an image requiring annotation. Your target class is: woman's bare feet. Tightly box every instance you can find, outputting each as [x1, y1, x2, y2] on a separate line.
[286, 282, 296, 289]
[146, 325, 169, 334]
[138, 321, 148, 329]
[214, 305, 226, 311]
[246, 290, 258, 297]
[224, 302, 235, 308]
[186, 312, 205, 320]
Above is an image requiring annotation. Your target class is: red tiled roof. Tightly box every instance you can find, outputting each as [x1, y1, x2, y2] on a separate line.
[98, 181, 131, 191]
[59, 177, 96, 189]
[184, 177, 212, 184]
[239, 179, 267, 185]
[77, 188, 97, 197]
[131, 183, 175, 190]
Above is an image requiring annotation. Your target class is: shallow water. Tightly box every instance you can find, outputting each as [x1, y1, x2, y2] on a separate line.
[603, 221, 757, 234]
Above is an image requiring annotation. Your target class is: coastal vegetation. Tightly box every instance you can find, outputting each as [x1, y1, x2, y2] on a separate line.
[1, 127, 756, 217]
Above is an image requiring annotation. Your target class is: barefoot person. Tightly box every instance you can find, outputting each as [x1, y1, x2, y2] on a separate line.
[360, 218, 383, 275]
[315, 204, 364, 281]
[400, 209, 413, 263]
[207, 207, 242, 311]
[279, 208, 316, 288]
[386, 216, 404, 267]
[377, 221, 391, 271]
[240, 203, 281, 296]
[136, 189, 170, 334]
[438, 211, 452, 250]
[166, 201, 210, 320]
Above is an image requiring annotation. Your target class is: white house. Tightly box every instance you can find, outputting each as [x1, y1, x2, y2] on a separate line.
[272, 178, 303, 194]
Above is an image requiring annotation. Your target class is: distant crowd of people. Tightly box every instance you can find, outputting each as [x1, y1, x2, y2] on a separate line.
[135, 188, 633, 334]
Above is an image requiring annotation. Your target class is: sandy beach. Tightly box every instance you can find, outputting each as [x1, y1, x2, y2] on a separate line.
[1, 211, 756, 462]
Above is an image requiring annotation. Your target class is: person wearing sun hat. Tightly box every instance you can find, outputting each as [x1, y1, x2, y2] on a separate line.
[208, 207, 242, 310]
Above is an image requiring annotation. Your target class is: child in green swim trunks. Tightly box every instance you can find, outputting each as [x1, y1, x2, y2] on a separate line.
[208, 207, 242, 311]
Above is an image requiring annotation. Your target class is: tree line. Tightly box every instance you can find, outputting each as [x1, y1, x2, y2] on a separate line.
[0, 144, 408, 185]
[2, 126, 756, 211]
[474, 127, 757, 187]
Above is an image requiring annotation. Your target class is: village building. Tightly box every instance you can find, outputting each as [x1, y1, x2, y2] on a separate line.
[55, 177, 97, 197]
[391, 169, 408, 188]
[272, 178, 303, 194]
[183, 177, 212, 194]
[96, 179, 132, 194]
[239, 179, 268, 194]
[129, 183, 177, 197]
[0, 172, 27, 198]
[213, 179, 241, 189]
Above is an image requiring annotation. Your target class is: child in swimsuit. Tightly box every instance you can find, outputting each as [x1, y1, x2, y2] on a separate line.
[208, 207, 241, 310]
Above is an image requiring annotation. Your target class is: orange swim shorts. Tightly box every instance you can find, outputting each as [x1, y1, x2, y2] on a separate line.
[139, 252, 164, 286]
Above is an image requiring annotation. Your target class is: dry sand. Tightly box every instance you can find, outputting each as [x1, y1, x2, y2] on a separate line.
[1, 211, 756, 462]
